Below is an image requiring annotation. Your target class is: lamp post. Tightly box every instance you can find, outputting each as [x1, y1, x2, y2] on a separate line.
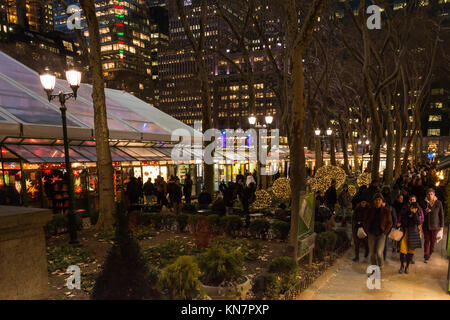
[40, 67, 81, 245]
[315, 128, 333, 167]
[358, 138, 370, 171]
[248, 113, 272, 189]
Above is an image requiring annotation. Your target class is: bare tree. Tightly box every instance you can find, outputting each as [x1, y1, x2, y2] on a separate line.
[79, 0, 116, 230]
[174, 0, 214, 194]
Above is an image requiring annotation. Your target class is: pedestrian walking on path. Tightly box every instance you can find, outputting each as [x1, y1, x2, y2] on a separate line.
[398, 202, 422, 274]
[363, 193, 393, 269]
[422, 188, 445, 263]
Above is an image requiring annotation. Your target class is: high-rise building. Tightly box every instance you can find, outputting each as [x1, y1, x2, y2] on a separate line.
[2, 0, 53, 33]
[158, 0, 280, 129]
[53, 0, 168, 105]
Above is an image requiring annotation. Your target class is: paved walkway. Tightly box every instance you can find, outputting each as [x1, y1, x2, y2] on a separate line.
[298, 230, 450, 300]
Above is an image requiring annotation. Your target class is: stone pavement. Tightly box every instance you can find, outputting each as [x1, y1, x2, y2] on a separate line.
[297, 230, 450, 300]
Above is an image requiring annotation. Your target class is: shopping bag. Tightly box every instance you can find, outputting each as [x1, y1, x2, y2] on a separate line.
[388, 228, 403, 241]
[357, 227, 367, 239]
[436, 229, 444, 243]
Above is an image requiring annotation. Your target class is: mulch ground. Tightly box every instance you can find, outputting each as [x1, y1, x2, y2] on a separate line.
[46, 226, 343, 300]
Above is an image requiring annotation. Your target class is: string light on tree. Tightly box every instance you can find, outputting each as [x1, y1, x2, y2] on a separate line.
[251, 190, 272, 210]
[309, 165, 346, 192]
[357, 172, 372, 187]
[272, 177, 291, 201]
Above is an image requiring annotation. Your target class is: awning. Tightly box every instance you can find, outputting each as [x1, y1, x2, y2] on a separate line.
[3, 144, 135, 163]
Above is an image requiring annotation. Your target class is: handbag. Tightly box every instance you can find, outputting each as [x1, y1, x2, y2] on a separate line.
[357, 227, 367, 239]
[436, 229, 444, 243]
[389, 228, 403, 241]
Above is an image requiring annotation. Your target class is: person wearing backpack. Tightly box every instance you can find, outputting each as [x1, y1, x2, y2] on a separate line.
[352, 200, 369, 262]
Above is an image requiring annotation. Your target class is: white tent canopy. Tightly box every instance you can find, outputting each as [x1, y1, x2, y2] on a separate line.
[0, 50, 201, 142]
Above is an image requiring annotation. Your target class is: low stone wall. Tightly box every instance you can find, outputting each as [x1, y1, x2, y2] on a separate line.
[0, 205, 52, 299]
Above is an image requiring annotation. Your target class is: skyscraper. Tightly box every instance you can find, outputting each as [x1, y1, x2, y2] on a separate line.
[53, 0, 168, 104]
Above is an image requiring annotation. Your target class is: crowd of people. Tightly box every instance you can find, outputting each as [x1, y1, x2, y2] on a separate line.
[124, 170, 260, 218]
[317, 162, 446, 274]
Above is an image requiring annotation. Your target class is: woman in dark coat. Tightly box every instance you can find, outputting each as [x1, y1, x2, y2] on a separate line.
[398, 202, 422, 274]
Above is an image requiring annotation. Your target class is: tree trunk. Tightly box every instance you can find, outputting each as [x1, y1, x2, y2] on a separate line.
[402, 134, 414, 174]
[371, 133, 382, 181]
[340, 132, 349, 175]
[384, 112, 395, 185]
[394, 110, 403, 180]
[330, 135, 336, 166]
[288, 48, 307, 261]
[314, 136, 323, 170]
[79, 0, 115, 230]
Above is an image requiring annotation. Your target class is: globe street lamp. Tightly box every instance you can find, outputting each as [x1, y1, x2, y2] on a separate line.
[248, 114, 273, 189]
[315, 128, 333, 166]
[40, 67, 81, 245]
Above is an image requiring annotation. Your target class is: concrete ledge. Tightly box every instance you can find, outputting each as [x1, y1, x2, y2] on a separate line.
[0, 206, 52, 300]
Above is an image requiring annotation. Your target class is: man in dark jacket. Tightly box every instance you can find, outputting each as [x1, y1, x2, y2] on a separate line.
[352, 200, 369, 261]
[422, 188, 445, 262]
[324, 179, 337, 213]
[171, 179, 183, 214]
[143, 178, 155, 204]
[363, 193, 393, 268]
[362, 179, 380, 203]
[198, 186, 212, 209]
[183, 174, 193, 204]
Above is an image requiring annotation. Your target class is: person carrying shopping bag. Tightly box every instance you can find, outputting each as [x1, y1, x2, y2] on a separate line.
[363, 193, 393, 269]
[397, 202, 422, 274]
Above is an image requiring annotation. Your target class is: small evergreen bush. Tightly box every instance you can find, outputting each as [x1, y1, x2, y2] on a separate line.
[268, 256, 298, 292]
[271, 220, 290, 240]
[150, 212, 164, 229]
[252, 273, 281, 299]
[91, 206, 160, 299]
[158, 256, 204, 300]
[176, 214, 189, 232]
[163, 213, 177, 230]
[197, 245, 244, 286]
[334, 230, 350, 249]
[220, 215, 243, 237]
[207, 214, 221, 233]
[249, 218, 271, 239]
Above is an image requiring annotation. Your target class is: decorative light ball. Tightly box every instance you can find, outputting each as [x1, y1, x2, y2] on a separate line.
[348, 185, 357, 197]
[251, 189, 272, 210]
[357, 172, 372, 187]
[310, 165, 346, 193]
[272, 177, 291, 201]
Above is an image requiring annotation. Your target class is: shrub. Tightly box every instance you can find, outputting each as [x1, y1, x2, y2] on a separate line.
[44, 214, 82, 237]
[139, 213, 152, 226]
[163, 213, 177, 230]
[91, 206, 160, 299]
[150, 212, 164, 229]
[207, 214, 222, 234]
[252, 273, 281, 299]
[314, 231, 338, 261]
[334, 230, 350, 249]
[134, 226, 156, 240]
[182, 203, 197, 214]
[158, 256, 204, 300]
[271, 220, 290, 240]
[197, 245, 244, 286]
[176, 214, 189, 232]
[268, 256, 298, 292]
[188, 215, 212, 248]
[220, 215, 243, 237]
[249, 218, 271, 239]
